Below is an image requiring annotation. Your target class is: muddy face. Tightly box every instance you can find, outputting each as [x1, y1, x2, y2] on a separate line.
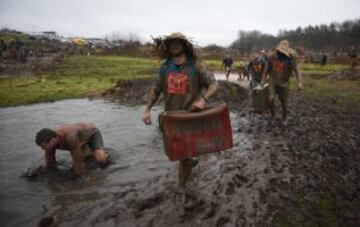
[168, 39, 184, 57]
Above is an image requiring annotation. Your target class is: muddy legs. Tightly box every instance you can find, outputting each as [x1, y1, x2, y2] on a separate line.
[268, 86, 289, 125]
[178, 158, 198, 189]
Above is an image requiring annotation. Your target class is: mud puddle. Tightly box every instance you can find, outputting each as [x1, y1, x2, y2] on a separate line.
[0, 99, 167, 226]
[0, 96, 252, 227]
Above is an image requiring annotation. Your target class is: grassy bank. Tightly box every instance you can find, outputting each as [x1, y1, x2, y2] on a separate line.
[205, 59, 348, 75]
[0, 56, 158, 107]
[0, 55, 357, 107]
[298, 63, 348, 75]
[289, 73, 360, 108]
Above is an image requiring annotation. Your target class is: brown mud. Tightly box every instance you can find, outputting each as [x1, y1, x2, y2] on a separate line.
[102, 78, 248, 110]
[99, 78, 360, 227]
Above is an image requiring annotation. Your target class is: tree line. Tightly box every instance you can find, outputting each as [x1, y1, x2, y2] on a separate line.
[230, 19, 360, 52]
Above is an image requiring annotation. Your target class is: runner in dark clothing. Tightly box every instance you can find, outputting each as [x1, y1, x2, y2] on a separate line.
[348, 46, 357, 71]
[222, 54, 234, 81]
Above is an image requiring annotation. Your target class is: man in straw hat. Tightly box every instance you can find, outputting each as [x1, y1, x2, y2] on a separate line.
[142, 32, 219, 189]
[265, 40, 303, 126]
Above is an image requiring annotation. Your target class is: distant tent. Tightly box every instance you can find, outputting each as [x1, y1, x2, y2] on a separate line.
[86, 40, 94, 45]
[72, 37, 87, 45]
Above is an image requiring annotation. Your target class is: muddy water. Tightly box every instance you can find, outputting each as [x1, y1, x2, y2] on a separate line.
[213, 72, 239, 82]
[0, 98, 249, 226]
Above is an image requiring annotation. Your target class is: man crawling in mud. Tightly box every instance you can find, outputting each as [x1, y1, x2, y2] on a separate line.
[35, 122, 109, 177]
[143, 32, 219, 189]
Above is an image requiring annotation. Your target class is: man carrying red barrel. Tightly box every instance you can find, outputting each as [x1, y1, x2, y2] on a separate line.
[142, 32, 219, 189]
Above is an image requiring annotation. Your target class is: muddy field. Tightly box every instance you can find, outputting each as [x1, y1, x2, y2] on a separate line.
[101, 78, 360, 226]
[1, 76, 359, 227]
[102, 77, 248, 110]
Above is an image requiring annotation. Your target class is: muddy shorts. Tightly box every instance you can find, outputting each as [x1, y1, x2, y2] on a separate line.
[88, 128, 104, 151]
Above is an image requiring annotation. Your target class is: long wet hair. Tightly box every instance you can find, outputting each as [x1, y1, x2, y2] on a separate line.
[35, 128, 56, 146]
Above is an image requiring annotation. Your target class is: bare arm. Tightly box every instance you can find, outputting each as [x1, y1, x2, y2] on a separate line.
[144, 87, 160, 113]
[191, 83, 219, 111]
[66, 133, 83, 177]
[143, 87, 160, 125]
[202, 83, 219, 101]
[71, 144, 83, 177]
[293, 62, 303, 89]
[45, 149, 56, 169]
[191, 63, 220, 110]
[294, 67, 302, 83]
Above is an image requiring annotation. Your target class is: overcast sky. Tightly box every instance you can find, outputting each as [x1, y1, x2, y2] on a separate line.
[0, 0, 359, 46]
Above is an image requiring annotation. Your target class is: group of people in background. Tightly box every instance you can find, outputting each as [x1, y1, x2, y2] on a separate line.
[224, 41, 357, 126]
[222, 40, 303, 126]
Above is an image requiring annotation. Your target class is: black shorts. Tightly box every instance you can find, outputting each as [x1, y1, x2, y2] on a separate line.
[88, 128, 104, 150]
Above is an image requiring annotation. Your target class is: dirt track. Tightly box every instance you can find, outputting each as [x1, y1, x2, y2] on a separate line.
[102, 77, 360, 226]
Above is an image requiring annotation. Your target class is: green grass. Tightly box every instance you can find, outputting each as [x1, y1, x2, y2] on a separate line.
[204, 59, 222, 71]
[0, 55, 358, 107]
[53, 56, 158, 78]
[0, 56, 158, 107]
[0, 76, 111, 106]
[204, 59, 348, 74]
[299, 63, 348, 75]
[289, 74, 360, 107]
[204, 59, 247, 71]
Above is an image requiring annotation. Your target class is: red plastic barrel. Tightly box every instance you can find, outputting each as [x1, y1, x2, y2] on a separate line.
[252, 86, 270, 113]
[159, 103, 233, 161]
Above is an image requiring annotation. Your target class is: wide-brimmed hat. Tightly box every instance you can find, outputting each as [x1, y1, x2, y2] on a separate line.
[164, 32, 188, 42]
[152, 32, 199, 60]
[276, 40, 296, 58]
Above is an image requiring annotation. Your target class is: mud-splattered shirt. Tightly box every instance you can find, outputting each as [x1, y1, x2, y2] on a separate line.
[154, 57, 217, 111]
[222, 57, 234, 67]
[248, 57, 268, 82]
[268, 52, 298, 87]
